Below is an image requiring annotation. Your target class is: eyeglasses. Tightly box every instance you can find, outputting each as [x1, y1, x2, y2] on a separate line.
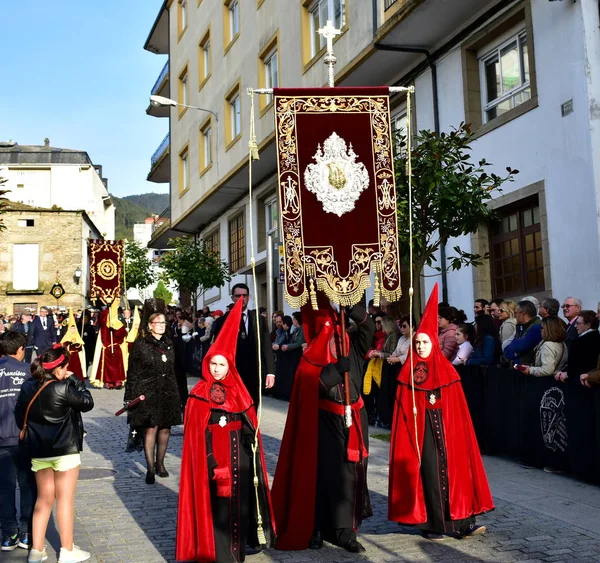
[150, 321, 166, 325]
[375, 320, 382, 324]
[401, 324, 409, 329]
[500, 308, 507, 313]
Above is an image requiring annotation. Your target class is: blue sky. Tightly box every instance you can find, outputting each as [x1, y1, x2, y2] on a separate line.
[1, 1, 168, 198]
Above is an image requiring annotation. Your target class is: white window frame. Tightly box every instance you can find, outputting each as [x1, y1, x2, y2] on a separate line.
[203, 126, 212, 168]
[229, 0, 239, 39]
[180, 0, 187, 31]
[309, 0, 346, 58]
[202, 40, 211, 80]
[263, 48, 278, 106]
[479, 29, 530, 124]
[230, 94, 241, 139]
[13, 243, 39, 290]
[265, 197, 278, 235]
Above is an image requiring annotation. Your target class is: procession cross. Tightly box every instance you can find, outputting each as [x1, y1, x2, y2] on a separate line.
[318, 20, 342, 87]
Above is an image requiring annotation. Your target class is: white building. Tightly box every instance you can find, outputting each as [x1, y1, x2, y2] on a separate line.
[144, 0, 600, 315]
[0, 140, 116, 240]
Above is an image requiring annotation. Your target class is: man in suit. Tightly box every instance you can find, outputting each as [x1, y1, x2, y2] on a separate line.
[562, 296, 582, 347]
[122, 309, 133, 333]
[11, 313, 33, 362]
[27, 306, 57, 360]
[211, 283, 275, 406]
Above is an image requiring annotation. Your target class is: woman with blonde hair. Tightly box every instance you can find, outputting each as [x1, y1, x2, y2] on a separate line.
[498, 301, 517, 352]
[519, 316, 567, 377]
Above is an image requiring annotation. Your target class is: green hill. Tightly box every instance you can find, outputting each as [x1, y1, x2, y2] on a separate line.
[111, 192, 169, 240]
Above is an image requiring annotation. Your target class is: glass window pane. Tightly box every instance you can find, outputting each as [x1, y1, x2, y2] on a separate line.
[511, 256, 520, 273]
[533, 205, 540, 224]
[527, 270, 536, 287]
[523, 209, 532, 228]
[526, 250, 536, 270]
[485, 56, 500, 103]
[319, 1, 328, 49]
[509, 213, 518, 232]
[495, 278, 505, 295]
[510, 237, 519, 255]
[534, 231, 541, 248]
[524, 233, 534, 252]
[500, 41, 520, 92]
[521, 35, 530, 83]
[537, 269, 545, 286]
[502, 258, 514, 275]
[512, 88, 531, 107]
[536, 250, 543, 267]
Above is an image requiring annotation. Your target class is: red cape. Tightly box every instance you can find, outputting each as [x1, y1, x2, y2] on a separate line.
[176, 298, 275, 562]
[271, 305, 341, 550]
[388, 284, 494, 523]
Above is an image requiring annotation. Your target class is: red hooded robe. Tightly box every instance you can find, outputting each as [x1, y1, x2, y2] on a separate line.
[388, 284, 494, 524]
[176, 298, 275, 562]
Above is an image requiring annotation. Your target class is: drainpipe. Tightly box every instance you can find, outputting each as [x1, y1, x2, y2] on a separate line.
[374, 44, 448, 303]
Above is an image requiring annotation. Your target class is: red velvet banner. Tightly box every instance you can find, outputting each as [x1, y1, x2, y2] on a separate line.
[88, 239, 124, 303]
[274, 87, 402, 308]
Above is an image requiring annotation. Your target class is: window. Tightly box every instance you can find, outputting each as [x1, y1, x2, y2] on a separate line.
[204, 229, 220, 258]
[258, 33, 279, 111]
[178, 0, 188, 38]
[13, 243, 39, 290]
[225, 82, 242, 148]
[490, 198, 545, 297]
[178, 65, 189, 118]
[265, 197, 278, 235]
[223, 0, 240, 52]
[462, 7, 537, 134]
[17, 219, 35, 227]
[480, 31, 530, 123]
[179, 145, 190, 195]
[199, 118, 213, 174]
[308, 0, 346, 58]
[199, 29, 211, 88]
[228, 212, 246, 272]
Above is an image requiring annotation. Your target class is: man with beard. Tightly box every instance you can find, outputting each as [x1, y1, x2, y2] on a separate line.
[271, 297, 374, 553]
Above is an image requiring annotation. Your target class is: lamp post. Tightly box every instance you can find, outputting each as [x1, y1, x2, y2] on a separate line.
[74, 267, 82, 284]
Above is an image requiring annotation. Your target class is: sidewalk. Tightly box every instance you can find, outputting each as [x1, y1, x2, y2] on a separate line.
[5, 379, 600, 563]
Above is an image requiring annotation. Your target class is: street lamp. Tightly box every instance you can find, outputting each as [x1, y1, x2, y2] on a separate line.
[74, 267, 82, 284]
[149, 95, 218, 121]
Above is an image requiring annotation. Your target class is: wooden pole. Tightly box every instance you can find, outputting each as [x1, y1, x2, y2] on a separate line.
[338, 307, 352, 428]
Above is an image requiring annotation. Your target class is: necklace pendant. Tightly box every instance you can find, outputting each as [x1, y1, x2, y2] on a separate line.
[219, 415, 227, 428]
[161, 354, 167, 362]
[429, 393, 437, 405]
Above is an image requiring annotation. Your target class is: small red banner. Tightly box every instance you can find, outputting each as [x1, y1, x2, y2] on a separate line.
[89, 239, 124, 303]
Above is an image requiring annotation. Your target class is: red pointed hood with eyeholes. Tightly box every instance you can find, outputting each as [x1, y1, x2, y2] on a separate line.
[389, 283, 494, 525]
[189, 296, 253, 413]
[398, 282, 460, 391]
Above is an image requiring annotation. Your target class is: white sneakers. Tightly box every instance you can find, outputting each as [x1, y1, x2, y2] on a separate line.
[27, 547, 48, 563]
[58, 545, 90, 563]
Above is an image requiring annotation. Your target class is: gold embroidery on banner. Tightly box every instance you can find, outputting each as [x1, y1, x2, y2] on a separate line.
[275, 94, 402, 307]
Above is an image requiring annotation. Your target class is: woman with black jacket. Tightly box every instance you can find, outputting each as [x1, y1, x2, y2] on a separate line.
[16, 344, 94, 563]
[124, 312, 182, 485]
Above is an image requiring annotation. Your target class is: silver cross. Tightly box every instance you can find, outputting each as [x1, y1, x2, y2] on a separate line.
[318, 20, 342, 87]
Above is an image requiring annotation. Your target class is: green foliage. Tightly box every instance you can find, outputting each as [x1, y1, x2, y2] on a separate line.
[394, 123, 518, 308]
[111, 193, 169, 240]
[153, 280, 173, 304]
[0, 176, 8, 231]
[123, 241, 153, 291]
[160, 237, 231, 312]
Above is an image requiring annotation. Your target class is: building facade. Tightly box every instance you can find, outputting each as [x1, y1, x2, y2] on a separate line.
[0, 140, 116, 240]
[144, 0, 600, 315]
[0, 204, 102, 315]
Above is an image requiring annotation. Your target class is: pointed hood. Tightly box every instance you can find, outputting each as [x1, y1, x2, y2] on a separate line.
[190, 297, 253, 412]
[398, 283, 460, 390]
[61, 308, 84, 345]
[126, 306, 141, 343]
[106, 299, 124, 330]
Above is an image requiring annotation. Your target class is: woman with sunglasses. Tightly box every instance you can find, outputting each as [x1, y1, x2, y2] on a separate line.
[124, 313, 182, 484]
[498, 301, 517, 353]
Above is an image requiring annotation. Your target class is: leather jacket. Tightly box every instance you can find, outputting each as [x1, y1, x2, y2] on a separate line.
[16, 375, 94, 457]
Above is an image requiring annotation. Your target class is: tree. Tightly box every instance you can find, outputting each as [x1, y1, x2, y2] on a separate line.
[160, 237, 231, 313]
[123, 241, 154, 294]
[0, 176, 9, 231]
[153, 280, 173, 304]
[394, 123, 518, 315]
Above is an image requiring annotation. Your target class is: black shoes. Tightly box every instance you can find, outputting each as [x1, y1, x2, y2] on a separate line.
[145, 470, 155, 484]
[458, 524, 486, 538]
[308, 532, 323, 550]
[342, 539, 366, 553]
[156, 465, 169, 478]
[421, 531, 445, 541]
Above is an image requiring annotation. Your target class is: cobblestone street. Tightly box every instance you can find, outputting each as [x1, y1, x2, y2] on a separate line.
[6, 378, 600, 563]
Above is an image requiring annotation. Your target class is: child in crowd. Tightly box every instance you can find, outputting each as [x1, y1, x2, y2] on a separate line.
[452, 323, 474, 366]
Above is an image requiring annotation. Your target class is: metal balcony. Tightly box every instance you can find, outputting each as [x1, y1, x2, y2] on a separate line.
[148, 133, 170, 183]
[147, 61, 170, 117]
[384, 0, 398, 9]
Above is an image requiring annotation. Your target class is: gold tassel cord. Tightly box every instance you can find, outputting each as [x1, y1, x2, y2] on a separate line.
[405, 87, 420, 466]
[246, 88, 267, 546]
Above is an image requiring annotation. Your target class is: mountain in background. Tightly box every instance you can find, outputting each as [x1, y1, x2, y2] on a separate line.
[111, 192, 169, 241]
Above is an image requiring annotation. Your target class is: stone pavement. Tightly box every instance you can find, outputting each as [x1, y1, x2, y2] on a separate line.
[5, 378, 600, 563]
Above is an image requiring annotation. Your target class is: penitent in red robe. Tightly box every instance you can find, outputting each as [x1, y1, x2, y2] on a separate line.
[388, 284, 494, 529]
[92, 308, 127, 389]
[176, 298, 275, 563]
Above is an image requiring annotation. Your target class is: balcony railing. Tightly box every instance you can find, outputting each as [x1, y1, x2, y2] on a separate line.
[151, 133, 170, 167]
[151, 60, 169, 95]
[384, 0, 398, 10]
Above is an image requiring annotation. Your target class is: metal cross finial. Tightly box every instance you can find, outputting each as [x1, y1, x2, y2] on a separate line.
[318, 19, 342, 87]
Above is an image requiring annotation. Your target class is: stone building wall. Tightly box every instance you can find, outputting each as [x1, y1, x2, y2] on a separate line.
[0, 210, 98, 315]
